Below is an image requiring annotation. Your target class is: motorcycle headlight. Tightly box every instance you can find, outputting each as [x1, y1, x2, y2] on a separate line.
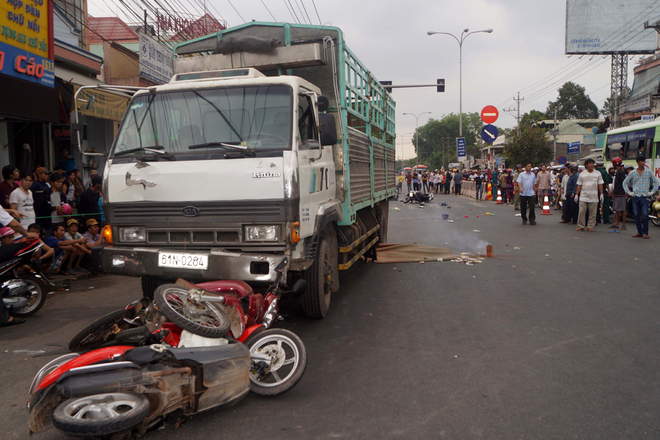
[119, 227, 146, 243]
[28, 353, 79, 398]
[244, 225, 279, 242]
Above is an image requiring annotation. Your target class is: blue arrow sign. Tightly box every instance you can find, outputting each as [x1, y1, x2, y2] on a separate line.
[456, 137, 466, 161]
[481, 125, 498, 143]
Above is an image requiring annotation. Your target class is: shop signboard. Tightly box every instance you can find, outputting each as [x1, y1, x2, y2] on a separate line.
[139, 33, 173, 84]
[75, 86, 129, 122]
[0, 0, 54, 86]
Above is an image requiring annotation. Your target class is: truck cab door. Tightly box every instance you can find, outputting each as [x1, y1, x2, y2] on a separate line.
[297, 93, 336, 239]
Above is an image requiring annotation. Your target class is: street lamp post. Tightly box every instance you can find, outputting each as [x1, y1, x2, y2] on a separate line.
[427, 28, 493, 137]
[403, 112, 431, 166]
[396, 132, 413, 163]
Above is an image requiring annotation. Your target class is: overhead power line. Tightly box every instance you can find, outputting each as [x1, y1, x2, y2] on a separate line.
[261, 0, 278, 22]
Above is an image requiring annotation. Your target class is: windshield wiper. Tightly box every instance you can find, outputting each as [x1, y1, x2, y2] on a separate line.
[115, 146, 167, 157]
[188, 142, 250, 151]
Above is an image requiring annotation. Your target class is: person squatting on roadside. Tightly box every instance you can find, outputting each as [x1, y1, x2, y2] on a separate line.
[516, 163, 537, 225]
[574, 158, 604, 232]
[622, 155, 659, 239]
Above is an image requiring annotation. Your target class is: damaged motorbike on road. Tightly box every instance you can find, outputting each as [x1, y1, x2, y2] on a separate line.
[30, 259, 307, 438]
[403, 190, 434, 204]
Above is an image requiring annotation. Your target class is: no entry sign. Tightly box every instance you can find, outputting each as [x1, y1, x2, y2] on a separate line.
[481, 106, 499, 124]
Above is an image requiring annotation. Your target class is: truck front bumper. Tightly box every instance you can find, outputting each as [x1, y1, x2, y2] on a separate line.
[99, 246, 288, 283]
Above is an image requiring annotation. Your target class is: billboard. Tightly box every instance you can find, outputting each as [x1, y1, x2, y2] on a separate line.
[0, 0, 54, 86]
[139, 34, 173, 84]
[565, 0, 657, 54]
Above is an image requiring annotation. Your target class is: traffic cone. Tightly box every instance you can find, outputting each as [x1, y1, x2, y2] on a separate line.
[541, 195, 552, 215]
[496, 189, 503, 204]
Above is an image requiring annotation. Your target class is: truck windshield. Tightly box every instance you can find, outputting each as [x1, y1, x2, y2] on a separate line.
[113, 85, 292, 156]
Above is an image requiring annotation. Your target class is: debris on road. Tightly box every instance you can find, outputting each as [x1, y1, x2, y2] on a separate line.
[473, 230, 481, 233]
[448, 220, 454, 223]
[485, 212, 494, 216]
[442, 214, 449, 219]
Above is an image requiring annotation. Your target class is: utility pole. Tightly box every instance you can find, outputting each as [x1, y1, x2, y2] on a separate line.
[513, 92, 524, 134]
[553, 108, 558, 163]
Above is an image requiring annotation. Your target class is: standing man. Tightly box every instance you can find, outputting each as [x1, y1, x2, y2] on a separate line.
[78, 175, 103, 226]
[9, 170, 35, 230]
[453, 169, 463, 195]
[512, 164, 522, 210]
[554, 167, 565, 210]
[622, 155, 659, 239]
[610, 157, 627, 230]
[445, 169, 452, 194]
[536, 165, 551, 207]
[595, 160, 611, 224]
[48, 172, 67, 232]
[475, 170, 484, 201]
[516, 163, 537, 225]
[58, 148, 76, 172]
[32, 167, 52, 235]
[491, 167, 499, 202]
[575, 158, 604, 232]
[0, 165, 19, 209]
[405, 171, 413, 193]
[566, 164, 580, 224]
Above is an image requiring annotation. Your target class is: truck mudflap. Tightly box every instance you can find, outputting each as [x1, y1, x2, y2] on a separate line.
[101, 246, 288, 284]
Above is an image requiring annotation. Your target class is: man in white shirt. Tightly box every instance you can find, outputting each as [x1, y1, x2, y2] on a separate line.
[575, 158, 604, 232]
[9, 170, 35, 229]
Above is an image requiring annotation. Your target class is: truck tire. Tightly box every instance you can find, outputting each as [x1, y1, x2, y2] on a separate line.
[302, 227, 337, 319]
[141, 276, 164, 301]
[375, 201, 389, 244]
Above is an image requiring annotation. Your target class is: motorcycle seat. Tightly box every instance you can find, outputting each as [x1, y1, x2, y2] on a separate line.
[0, 242, 30, 262]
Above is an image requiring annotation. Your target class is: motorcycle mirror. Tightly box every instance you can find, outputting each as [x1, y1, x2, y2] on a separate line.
[291, 279, 307, 295]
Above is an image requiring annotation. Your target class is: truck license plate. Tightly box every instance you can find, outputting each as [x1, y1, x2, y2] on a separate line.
[158, 252, 209, 270]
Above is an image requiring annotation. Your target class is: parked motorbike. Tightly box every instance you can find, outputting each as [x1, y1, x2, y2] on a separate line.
[403, 191, 434, 204]
[0, 239, 51, 317]
[625, 196, 660, 227]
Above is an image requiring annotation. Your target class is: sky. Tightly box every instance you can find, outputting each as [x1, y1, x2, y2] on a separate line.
[89, 0, 657, 159]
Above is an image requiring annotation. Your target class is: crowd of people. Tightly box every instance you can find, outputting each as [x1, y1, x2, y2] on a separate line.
[0, 158, 105, 278]
[397, 156, 660, 238]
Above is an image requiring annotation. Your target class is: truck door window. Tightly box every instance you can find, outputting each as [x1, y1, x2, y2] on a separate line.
[298, 95, 318, 149]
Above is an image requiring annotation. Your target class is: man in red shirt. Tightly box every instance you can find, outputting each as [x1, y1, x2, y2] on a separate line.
[0, 165, 19, 209]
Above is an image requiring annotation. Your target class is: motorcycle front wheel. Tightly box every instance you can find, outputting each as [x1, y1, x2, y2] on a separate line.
[403, 196, 411, 203]
[10, 276, 46, 317]
[154, 284, 230, 338]
[246, 328, 307, 396]
[52, 392, 150, 436]
[68, 309, 133, 352]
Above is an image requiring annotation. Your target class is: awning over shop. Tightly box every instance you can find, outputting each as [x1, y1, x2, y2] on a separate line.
[55, 65, 104, 87]
[73, 85, 130, 122]
[0, 75, 59, 123]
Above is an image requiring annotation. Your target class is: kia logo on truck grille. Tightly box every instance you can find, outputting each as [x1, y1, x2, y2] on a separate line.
[182, 206, 200, 217]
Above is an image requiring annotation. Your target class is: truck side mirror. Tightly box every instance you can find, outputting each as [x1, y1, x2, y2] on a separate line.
[70, 112, 88, 145]
[319, 113, 337, 146]
[317, 96, 330, 112]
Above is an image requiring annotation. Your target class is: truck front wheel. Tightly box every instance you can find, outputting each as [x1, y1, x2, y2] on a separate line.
[302, 227, 338, 319]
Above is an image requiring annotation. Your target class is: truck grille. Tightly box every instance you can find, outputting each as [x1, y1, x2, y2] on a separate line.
[147, 230, 240, 245]
[109, 200, 287, 223]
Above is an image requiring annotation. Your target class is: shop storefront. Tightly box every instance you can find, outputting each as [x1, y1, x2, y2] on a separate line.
[0, 0, 58, 170]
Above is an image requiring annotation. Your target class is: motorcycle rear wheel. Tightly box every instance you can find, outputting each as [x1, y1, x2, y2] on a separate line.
[10, 276, 46, 317]
[403, 196, 411, 203]
[247, 328, 307, 397]
[154, 284, 230, 338]
[68, 309, 132, 352]
[52, 392, 150, 436]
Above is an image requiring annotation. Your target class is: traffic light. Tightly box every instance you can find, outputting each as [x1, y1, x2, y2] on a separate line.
[437, 79, 445, 93]
[380, 81, 392, 93]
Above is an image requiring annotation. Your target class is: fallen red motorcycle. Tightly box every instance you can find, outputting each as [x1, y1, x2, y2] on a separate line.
[31, 260, 308, 438]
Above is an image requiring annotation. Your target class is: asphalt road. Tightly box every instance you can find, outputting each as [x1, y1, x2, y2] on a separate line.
[3, 193, 660, 440]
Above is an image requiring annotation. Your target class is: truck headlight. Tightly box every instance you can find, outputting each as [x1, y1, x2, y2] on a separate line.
[244, 225, 279, 242]
[119, 227, 146, 243]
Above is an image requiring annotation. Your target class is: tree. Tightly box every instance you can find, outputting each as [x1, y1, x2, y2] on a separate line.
[546, 82, 599, 119]
[503, 126, 553, 167]
[600, 86, 631, 118]
[411, 112, 484, 169]
[521, 110, 548, 127]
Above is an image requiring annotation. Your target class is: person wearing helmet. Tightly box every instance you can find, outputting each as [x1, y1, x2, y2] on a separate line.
[610, 157, 627, 230]
[0, 226, 15, 246]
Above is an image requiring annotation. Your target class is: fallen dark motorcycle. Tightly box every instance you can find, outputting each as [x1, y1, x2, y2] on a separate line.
[403, 191, 434, 204]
